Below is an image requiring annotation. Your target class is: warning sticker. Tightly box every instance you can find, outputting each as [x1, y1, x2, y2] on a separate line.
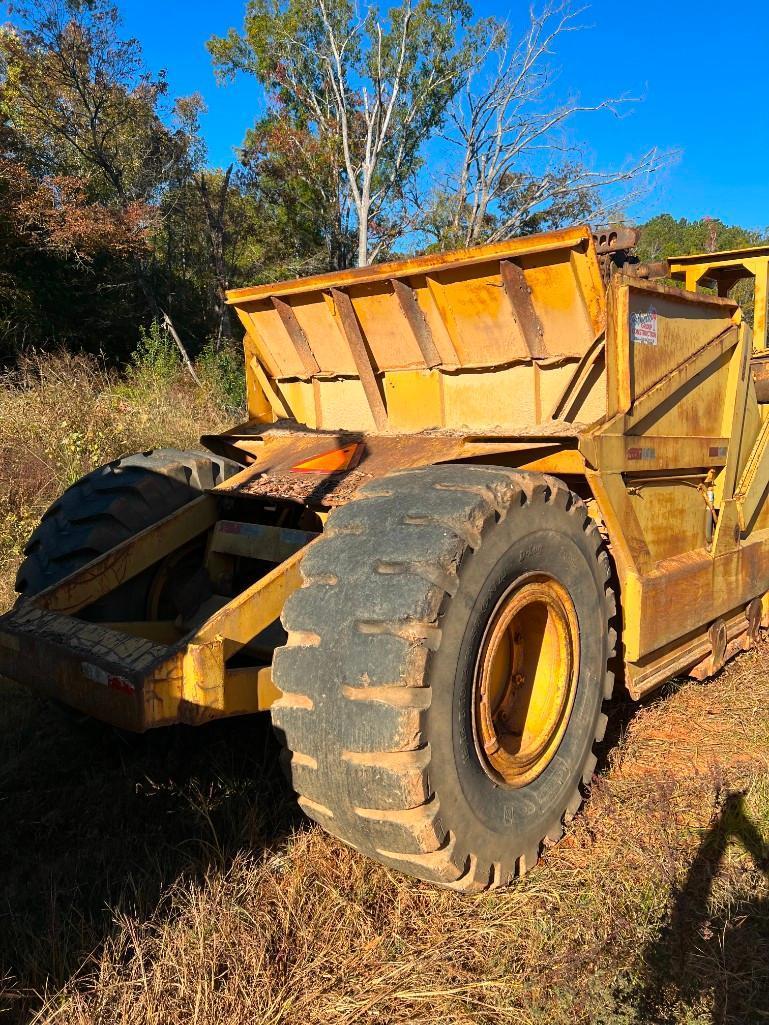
[631, 306, 658, 346]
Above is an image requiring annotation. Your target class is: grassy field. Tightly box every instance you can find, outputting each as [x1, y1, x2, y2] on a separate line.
[1, 356, 768, 1024]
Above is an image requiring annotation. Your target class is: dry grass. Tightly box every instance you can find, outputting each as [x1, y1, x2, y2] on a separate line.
[1, 355, 768, 1024]
[0, 351, 230, 609]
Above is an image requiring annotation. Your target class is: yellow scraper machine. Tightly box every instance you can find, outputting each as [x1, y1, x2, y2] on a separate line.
[3, 224, 769, 888]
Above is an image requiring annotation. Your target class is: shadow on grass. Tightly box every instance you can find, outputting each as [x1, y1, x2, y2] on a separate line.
[633, 790, 769, 1024]
[0, 685, 300, 1024]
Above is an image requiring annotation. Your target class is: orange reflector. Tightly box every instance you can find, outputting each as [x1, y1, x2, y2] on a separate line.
[291, 443, 360, 473]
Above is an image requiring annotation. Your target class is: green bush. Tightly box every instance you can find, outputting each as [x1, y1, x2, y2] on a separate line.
[128, 320, 181, 388]
[197, 339, 246, 416]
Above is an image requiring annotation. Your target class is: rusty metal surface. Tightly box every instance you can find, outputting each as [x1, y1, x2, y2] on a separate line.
[499, 259, 546, 359]
[623, 261, 669, 280]
[0, 600, 172, 730]
[228, 224, 596, 303]
[239, 469, 374, 506]
[625, 600, 763, 700]
[592, 226, 640, 255]
[227, 225, 607, 435]
[0, 503, 308, 730]
[214, 424, 585, 506]
[328, 286, 388, 429]
[591, 226, 642, 280]
[752, 354, 769, 402]
[389, 276, 441, 367]
[579, 267, 769, 700]
[270, 296, 320, 378]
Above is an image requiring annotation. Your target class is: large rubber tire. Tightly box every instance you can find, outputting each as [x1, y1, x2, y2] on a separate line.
[272, 465, 617, 891]
[16, 449, 238, 619]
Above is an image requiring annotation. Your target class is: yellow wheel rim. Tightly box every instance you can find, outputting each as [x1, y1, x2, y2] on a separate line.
[472, 574, 579, 788]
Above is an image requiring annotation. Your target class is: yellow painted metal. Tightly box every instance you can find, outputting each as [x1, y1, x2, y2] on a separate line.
[228, 225, 607, 433]
[161, 554, 303, 721]
[248, 355, 289, 419]
[177, 665, 281, 720]
[0, 501, 305, 729]
[11, 231, 769, 730]
[213, 238, 769, 702]
[669, 242, 769, 350]
[734, 415, 769, 531]
[37, 495, 218, 615]
[149, 660, 284, 730]
[191, 546, 304, 659]
[182, 638, 226, 713]
[209, 521, 318, 562]
[473, 575, 579, 788]
[580, 270, 769, 692]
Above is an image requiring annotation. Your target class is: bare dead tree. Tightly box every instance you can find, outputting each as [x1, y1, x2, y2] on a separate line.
[431, 1, 666, 248]
[160, 309, 203, 387]
[314, 0, 463, 265]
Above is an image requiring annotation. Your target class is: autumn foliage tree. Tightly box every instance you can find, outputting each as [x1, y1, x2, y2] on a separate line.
[0, 160, 153, 261]
[0, 0, 266, 358]
[0, 0, 342, 359]
[0, 0, 680, 363]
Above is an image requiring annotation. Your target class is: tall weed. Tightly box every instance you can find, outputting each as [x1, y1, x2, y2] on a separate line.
[0, 349, 238, 609]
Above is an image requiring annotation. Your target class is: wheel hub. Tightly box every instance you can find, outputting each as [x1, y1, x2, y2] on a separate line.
[472, 574, 579, 788]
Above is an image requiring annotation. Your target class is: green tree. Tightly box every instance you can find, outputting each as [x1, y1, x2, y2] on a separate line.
[240, 113, 355, 272]
[636, 214, 767, 263]
[209, 0, 477, 267]
[1, 1, 192, 210]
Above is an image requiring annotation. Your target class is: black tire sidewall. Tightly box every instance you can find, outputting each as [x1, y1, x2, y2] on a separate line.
[17, 450, 235, 620]
[425, 498, 608, 861]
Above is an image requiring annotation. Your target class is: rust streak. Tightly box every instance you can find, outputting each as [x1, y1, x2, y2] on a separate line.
[499, 260, 546, 359]
[389, 277, 441, 368]
[329, 287, 388, 430]
[270, 296, 320, 378]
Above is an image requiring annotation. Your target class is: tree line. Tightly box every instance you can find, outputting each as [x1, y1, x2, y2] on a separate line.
[0, 0, 739, 366]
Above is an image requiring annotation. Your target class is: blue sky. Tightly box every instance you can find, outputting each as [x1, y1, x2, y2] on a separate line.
[5, 0, 769, 229]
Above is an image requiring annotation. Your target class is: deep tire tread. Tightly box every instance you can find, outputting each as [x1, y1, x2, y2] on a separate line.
[16, 448, 238, 599]
[273, 466, 617, 890]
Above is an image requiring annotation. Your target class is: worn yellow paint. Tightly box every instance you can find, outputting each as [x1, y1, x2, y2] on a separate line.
[584, 268, 769, 687]
[192, 547, 305, 659]
[669, 243, 769, 349]
[383, 369, 443, 431]
[474, 576, 579, 788]
[10, 233, 769, 730]
[36, 496, 218, 616]
[735, 415, 769, 530]
[228, 225, 606, 429]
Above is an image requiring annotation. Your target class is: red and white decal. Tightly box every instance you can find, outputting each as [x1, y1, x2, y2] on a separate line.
[627, 446, 656, 461]
[81, 662, 135, 694]
[631, 307, 658, 347]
